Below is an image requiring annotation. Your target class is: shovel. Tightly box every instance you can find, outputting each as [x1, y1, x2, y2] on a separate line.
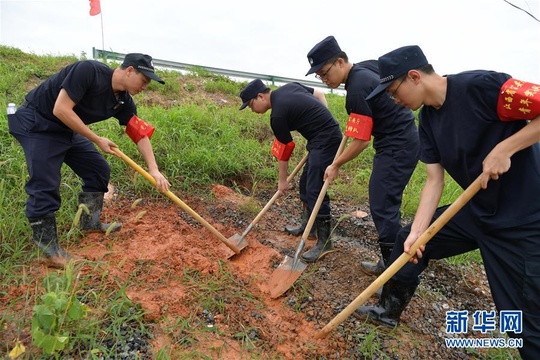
[228, 153, 309, 246]
[314, 175, 483, 339]
[268, 136, 348, 298]
[112, 147, 247, 257]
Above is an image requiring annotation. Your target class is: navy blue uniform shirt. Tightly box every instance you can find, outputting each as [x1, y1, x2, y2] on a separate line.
[269, 82, 342, 150]
[344, 60, 417, 150]
[25, 60, 135, 128]
[419, 70, 540, 228]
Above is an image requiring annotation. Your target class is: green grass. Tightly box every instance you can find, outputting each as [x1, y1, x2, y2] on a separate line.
[354, 328, 390, 359]
[0, 45, 494, 358]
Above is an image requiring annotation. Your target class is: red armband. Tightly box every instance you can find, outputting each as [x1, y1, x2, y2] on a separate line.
[497, 78, 540, 121]
[271, 138, 295, 161]
[344, 113, 373, 140]
[125, 115, 155, 144]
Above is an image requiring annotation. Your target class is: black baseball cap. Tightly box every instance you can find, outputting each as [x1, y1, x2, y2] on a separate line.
[122, 53, 165, 84]
[305, 36, 342, 76]
[239, 79, 268, 110]
[366, 45, 428, 100]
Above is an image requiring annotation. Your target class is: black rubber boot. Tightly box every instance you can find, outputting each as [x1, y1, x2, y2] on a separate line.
[301, 215, 335, 263]
[353, 279, 417, 327]
[360, 242, 394, 276]
[29, 214, 71, 268]
[79, 192, 122, 233]
[285, 203, 316, 238]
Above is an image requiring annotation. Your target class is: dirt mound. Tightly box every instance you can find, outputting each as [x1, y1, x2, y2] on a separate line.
[76, 186, 347, 359]
[8, 183, 513, 359]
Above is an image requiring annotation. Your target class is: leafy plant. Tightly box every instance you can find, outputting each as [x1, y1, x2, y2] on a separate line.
[31, 264, 89, 356]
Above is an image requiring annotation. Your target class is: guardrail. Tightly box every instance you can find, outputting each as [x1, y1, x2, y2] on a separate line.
[92, 47, 345, 94]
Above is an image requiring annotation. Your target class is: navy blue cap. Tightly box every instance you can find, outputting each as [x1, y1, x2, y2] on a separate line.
[305, 36, 342, 76]
[366, 45, 428, 100]
[122, 53, 165, 84]
[239, 79, 267, 110]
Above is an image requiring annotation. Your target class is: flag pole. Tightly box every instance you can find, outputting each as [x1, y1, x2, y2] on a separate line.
[89, 0, 104, 57]
[100, 11, 105, 52]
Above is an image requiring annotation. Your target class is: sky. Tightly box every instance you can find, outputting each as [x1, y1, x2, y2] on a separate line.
[1, 0, 539, 84]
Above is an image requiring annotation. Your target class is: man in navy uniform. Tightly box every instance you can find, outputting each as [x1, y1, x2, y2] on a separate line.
[239, 79, 342, 262]
[356, 45, 540, 359]
[306, 36, 419, 276]
[8, 53, 170, 268]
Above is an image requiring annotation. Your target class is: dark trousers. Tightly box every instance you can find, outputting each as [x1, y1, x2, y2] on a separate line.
[298, 140, 340, 216]
[390, 204, 540, 359]
[369, 145, 418, 246]
[8, 108, 110, 218]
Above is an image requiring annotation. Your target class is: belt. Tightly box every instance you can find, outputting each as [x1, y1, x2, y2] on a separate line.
[21, 101, 37, 110]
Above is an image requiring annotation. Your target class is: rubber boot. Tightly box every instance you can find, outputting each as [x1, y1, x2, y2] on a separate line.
[285, 203, 316, 239]
[29, 214, 71, 268]
[79, 192, 122, 233]
[301, 215, 335, 263]
[353, 279, 417, 327]
[360, 242, 394, 276]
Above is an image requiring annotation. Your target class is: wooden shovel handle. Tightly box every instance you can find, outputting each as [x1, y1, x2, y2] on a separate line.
[111, 147, 241, 254]
[315, 175, 483, 339]
[301, 136, 349, 241]
[249, 153, 309, 226]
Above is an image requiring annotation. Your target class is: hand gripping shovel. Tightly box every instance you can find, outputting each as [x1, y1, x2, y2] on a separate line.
[112, 147, 247, 258]
[268, 136, 348, 298]
[228, 153, 309, 246]
[314, 175, 483, 339]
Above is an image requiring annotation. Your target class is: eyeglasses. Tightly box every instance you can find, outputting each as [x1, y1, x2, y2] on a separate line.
[315, 60, 337, 80]
[388, 76, 407, 101]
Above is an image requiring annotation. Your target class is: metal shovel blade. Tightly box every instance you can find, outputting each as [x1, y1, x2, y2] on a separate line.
[268, 253, 308, 298]
[267, 137, 347, 298]
[227, 153, 309, 258]
[227, 234, 249, 254]
[220, 233, 249, 259]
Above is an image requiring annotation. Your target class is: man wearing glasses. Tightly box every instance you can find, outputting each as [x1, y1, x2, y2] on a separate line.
[239, 79, 342, 262]
[357, 45, 540, 359]
[306, 36, 419, 277]
[7, 53, 170, 268]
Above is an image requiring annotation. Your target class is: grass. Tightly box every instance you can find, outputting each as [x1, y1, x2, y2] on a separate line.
[181, 260, 259, 315]
[0, 45, 497, 358]
[354, 328, 389, 359]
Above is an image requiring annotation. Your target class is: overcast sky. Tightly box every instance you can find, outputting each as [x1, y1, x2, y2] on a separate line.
[1, 0, 539, 84]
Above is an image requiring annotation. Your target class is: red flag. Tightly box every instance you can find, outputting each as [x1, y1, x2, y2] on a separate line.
[89, 0, 101, 16]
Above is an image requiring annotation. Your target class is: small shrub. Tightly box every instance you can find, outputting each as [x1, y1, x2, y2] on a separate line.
[31, 265, 89, 356]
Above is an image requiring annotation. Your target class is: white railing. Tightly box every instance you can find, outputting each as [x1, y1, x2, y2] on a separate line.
[92, 48, 345, 94]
